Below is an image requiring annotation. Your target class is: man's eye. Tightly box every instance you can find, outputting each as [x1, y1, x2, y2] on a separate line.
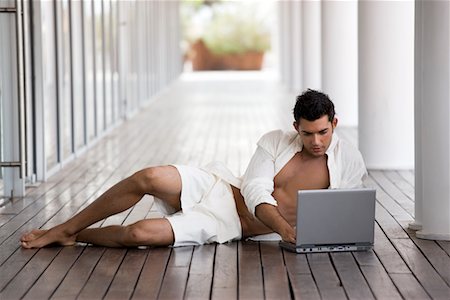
[320, 131, 328, 135]
[303, 133, 311, 136]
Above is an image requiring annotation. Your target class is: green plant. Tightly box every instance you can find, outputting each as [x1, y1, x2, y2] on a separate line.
[203, 6, 271, 55]
[181, 1, 271, 55]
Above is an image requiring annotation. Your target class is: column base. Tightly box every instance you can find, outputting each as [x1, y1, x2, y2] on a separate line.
[408, 222, 422, 231]
[415, 230, 450, 241]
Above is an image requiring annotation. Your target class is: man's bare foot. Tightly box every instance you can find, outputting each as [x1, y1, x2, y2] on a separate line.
[20, 228, 77, 249]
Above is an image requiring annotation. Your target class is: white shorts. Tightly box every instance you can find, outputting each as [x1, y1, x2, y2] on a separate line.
[153, 165, 242, 247]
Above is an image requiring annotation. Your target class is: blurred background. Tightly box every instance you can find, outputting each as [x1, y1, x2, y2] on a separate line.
[180, 0, 277, 72]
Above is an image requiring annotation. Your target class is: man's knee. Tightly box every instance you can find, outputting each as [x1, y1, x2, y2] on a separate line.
[130, 167, 162, 193]
[123, 224, 148, 246]
[123, 220, 174, 246]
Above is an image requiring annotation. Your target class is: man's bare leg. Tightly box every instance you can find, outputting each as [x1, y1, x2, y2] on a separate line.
[20, 166, 181, 248]
[74, 218, 174, 247]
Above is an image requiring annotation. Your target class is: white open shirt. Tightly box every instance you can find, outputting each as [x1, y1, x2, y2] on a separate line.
[204, 130, 368, 216]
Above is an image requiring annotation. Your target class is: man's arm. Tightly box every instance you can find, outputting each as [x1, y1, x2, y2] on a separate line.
[240, 131, 281, 215]
[255, 203, 296, 243]
[241, 130, 296, 241]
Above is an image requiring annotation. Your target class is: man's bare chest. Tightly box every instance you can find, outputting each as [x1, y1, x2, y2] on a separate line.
[274, 152, 330, 191]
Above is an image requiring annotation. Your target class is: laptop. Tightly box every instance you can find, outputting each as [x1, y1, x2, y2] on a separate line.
[280, 188, 376, 253]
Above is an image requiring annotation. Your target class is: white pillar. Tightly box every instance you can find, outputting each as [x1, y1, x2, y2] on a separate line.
[291, 1, 302, 94]
[301, 0, 321, 91]
[358, 1, 414, 169]
[414, 1, 450, 240]
[278, 1, 291, 87]
[409, 0, 423, 232]
[321, 1, 358, 127]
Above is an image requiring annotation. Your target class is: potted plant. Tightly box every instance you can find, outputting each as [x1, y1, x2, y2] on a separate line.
[182, 1, 271, 70]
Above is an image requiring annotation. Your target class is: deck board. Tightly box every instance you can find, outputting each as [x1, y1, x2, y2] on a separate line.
[211, 243, 238, 299]
[330, 252, 375, 299]
[0, 72, 449, 299]
[260, 243, 291, 299]
[184, 244, 215, 300]
[238, 242, 265, 299]
[131, 248, 171, 300]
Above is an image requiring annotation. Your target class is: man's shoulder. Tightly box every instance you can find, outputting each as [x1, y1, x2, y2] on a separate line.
[335, 138, 366, 165]
[257, 129, 297, 149]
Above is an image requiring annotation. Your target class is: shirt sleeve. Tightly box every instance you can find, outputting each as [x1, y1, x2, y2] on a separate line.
[340, 147, 368, 188]
[241, 131, 281, 216]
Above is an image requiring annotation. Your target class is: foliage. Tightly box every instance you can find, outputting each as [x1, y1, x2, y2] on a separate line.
[181, 1, 271, 55]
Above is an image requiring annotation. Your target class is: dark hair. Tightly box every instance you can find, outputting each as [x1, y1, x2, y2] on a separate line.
[293, 89, 335, 122]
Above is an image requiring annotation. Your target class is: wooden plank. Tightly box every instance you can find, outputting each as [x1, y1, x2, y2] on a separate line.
[104, 249, 148, 300]
[211, 243, 238, 299]
[0, 214, 15, 227]
[184, 244, 216, 300]
[371, 170, 415, 216]
[391, 238, 450, 299]
[307, 253, 347, 299]
[408, 236, 450, 286]
[375, 202, 410, 239]
[384, 170, 414, 200]
[45, 246, 105, 299]
[238, 241, 264, 300]
[365, 174, 414, 222]
[0, 247, 61, 299]
[352, 251, 402, 299]
[260, 242, 290, 300]
[122, 195, 153, 226]
[437, 240, 450, 256]
[397, 170, 415, 186]
[372, 223, 411, 274]
[379, 170, 450, 289]
[390, 273, 431, 300]
[131, 247, 172, 300]
[158, 246, 193, 300]
[330, 252, 375, 299]
[283, 250, 320, 300]
[0, 247, 37, 291]
[22, 246, 84, 299]
[73, 248, 127, 299]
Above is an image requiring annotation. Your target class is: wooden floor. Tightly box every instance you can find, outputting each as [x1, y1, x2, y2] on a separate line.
[1, 71, 450, 299]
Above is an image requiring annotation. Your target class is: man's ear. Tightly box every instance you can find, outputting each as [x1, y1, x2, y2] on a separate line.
[332, 117, 338, 129]
[293, 121, 299, 131]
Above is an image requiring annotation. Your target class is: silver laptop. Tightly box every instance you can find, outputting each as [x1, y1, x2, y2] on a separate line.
[280, 188, 376, 253]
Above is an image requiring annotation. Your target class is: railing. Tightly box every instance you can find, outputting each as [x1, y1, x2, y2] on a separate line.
[0, 0, 26, 200]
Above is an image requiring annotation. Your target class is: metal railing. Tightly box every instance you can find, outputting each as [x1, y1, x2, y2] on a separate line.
[0, 0, 26, 200]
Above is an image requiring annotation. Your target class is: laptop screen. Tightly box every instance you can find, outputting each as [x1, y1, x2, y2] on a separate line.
[296, 188, 376, 247]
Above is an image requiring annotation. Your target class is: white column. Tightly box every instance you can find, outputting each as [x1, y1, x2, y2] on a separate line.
[301, 0, 321, 91]
[414, 1, 450, 240]
[321, 1, 358, 127]
[358, 1, 414, 169]
[291, 0, 303, 94]
[278, 1, 290, 87]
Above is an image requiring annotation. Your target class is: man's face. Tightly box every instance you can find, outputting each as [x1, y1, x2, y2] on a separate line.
[294, 115, 337, 157]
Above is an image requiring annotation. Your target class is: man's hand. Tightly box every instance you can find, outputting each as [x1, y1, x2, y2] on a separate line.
[280, 225, 296, 243]
[255, 203, 296, 243]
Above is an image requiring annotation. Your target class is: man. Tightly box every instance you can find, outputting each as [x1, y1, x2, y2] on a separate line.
[20, 89, 367, 248]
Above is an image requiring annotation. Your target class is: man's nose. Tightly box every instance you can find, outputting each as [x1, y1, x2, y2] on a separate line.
[312, 134, 321, 145]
